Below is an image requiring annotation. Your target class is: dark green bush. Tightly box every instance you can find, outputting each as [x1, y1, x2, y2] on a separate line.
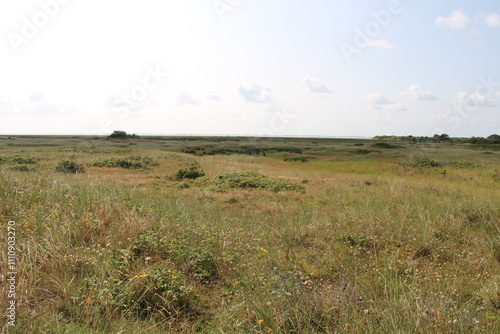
[402, 158, 441, 168]
[372, 142, 402, 149]
[355, 149, 373, 155]
[175, 164, 205, 180]
[89, 156, 158, 169]
[0, 155, 38, 165]
[284, 156, 311, 163]
[55, 160, 85, 174]
[207, 171, 305, 193]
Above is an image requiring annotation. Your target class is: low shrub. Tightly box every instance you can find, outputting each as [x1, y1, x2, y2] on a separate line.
[175, 164, 205, 180]
[402, 158, 441, 168]
[355, 149, 373, 155]
[89, 156, 158, 169]
[284, 156, 311, 163]
[8, 165, 37, 172]
[444, 161, 482, 169]
[206, 171, 305, 193]
[0, 155, 38, 164]
[372, 142, 402, 149]
[120, 267, 198, 317]
[55, 160, 85, 174]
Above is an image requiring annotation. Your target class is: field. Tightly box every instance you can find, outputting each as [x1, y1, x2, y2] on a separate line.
[0, 135, 499, 333]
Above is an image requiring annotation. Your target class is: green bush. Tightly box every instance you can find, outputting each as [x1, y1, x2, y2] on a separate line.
[55, 160, 85, 174]
[189, 248, 219, 283]
[8, 165, 37, 172]
[89, 156, 158, 169]
[402, 158, 441, 168]
[121, 267, 198, 316]
[0, 155, 38, 165]
[131, 231, 169, 257]
[206, 171, 305, 193]
[372, 142, 402, 149]
[175, 164, 205, 180]
[284, 156, 312, 163]
[444, 161, 482, 169]
[355, 149, 373, 155]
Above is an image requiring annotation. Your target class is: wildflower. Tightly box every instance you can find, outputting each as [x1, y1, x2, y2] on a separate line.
[257, 319, 264, 324]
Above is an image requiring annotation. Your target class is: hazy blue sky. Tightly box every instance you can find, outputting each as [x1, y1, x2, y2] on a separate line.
[1, 0, 499, 137]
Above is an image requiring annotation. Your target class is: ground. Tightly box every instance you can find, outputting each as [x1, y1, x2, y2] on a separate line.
[0, 135, 499, 333]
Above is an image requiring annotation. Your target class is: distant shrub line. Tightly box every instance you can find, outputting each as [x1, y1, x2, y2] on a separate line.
[402, 158, 483, 169]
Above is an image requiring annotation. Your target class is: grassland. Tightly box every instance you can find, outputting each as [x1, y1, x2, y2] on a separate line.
[0, 135, 499, 333]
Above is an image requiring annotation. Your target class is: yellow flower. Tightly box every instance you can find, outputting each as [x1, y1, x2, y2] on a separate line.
[257, 319, 264, 324]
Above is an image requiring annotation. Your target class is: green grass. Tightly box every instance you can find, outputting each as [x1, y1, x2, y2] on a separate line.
[0, 135, 499, 333]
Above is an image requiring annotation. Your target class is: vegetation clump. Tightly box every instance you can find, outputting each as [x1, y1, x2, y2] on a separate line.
[468, 134, 500, 145]
[174, 164, 205, 180]
[8, 164, 38, 172]
[402, 158, 441, 168]
[89, 156, 158, 169]
[372, 142, 403, 149]
[205, 171, 305, 193]
[284, 156, 312, 162]
[0, 155, 38, 165]
[55, 160, 85, 173]
[118, 267, 198, 317]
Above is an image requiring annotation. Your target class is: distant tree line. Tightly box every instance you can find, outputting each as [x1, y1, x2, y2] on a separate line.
[373, 134, 499, 144]
[467, 134, 500, 145]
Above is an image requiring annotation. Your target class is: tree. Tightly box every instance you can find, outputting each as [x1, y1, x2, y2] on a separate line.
[487, 134, 500, 144]
[108, 130, 139, 139]
[439, 134, 450, 141]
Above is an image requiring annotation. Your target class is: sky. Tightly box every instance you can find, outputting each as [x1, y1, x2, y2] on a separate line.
[0, 0, 499, 137]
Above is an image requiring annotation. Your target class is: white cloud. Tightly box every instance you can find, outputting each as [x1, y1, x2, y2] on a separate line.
[175, 91, 199, 106]
[435, 10, 470, 30]
[303, 76, 332, 94]
[387, 103, 408, 112]
[28, 91, 45, 103]
[400, 84, 439, 101]
[454, 92, 495, 108]
[485, 13, 500, 27]
[363, 39, 394, 49]
[496, 91, 500, 97]
[368, 93, 392, 106]
[206, 91, 222, 101]
[237, 83, 272, 103]
[368, 93, 407, 111]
